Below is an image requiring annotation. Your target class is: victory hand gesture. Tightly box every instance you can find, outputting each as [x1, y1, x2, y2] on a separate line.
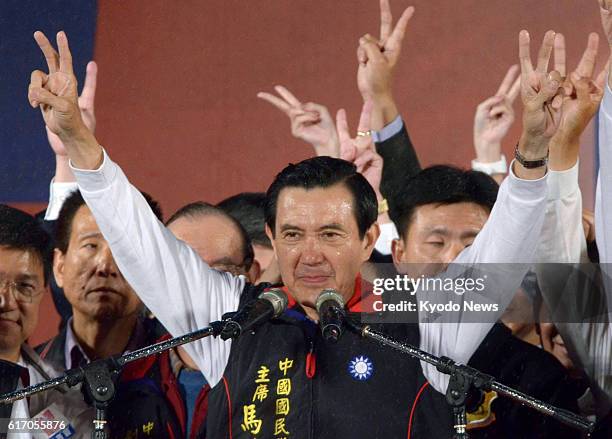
[47, 60, 97, 157]
[29, 31, 101, 170]
[518, 30, 564, 152]
[552, 33, 607, 145]
[357, 0, 414, 100]
[258, 86, 340, 157]
[29, 32, 85, 139]
[474, 65, 521, 163]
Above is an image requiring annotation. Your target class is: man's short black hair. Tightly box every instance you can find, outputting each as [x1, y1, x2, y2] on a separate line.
[0, 204, 51, 285]
[217, 192, 271, 249]
[265, 156, 378, 238]
[166, 201, 254, 271]
[390, 165, 499, 239]
[55, 190, 163, 253]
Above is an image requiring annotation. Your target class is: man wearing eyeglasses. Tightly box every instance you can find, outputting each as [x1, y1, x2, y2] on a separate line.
[0, 205, 49, 369]
[0, 204, 87, 436]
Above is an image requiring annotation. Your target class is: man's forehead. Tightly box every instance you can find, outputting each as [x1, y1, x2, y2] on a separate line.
[170, 215, 241, 244]
[0, 247, 44, 278]
[169, 215, 244, 261]
[412, 202, 489, 231]
[276, 185, 356, 225]
[72, 205, 103, 237]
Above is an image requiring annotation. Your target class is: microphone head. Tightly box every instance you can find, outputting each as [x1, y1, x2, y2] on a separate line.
[259, 288, 289, 317]
[315, 289, 345, 313]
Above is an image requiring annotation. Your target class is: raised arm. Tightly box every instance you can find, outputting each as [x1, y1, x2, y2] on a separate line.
[420, 30, 563, 393]
[357, 0, 413, 130]
[357, 0, 421, 221]
[535, 32, 606, 264]
[28, 31, 242, 386]
[43, 63, 96, 222]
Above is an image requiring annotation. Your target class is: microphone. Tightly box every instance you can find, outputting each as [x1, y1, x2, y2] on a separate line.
[316, 289, 345, 343]
[220, 288, 288, 340]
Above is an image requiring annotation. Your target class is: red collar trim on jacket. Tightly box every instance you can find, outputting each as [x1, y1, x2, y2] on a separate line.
[272, 274, 372, 313]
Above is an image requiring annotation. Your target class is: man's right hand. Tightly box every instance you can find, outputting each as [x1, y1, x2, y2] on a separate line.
[46, 60, 97, 182]
[357, 0, 414, 101]
[356, 0, 414, 130]
[47, 60, 97, 157]
[548, 32, 607, 170]
[516, 30, 564, 179]
[30, 32, 84, 138]
[29, 31, 101, 170]
[257, 86, 340, 157]
[473, 65, 521, 163]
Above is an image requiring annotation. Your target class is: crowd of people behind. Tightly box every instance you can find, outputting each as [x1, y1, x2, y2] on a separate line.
[3, 0, 612, 437]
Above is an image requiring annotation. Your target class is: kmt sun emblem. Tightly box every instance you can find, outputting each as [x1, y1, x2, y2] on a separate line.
[348, 355, 374, 381]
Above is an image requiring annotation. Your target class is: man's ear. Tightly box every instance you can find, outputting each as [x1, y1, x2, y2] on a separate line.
[362, 222, 380, 261]
[391, 238, 405, 268]
[53, 248, 66, 288]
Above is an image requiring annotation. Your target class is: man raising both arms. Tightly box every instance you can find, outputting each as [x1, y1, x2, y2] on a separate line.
[27, 10, 564, 438]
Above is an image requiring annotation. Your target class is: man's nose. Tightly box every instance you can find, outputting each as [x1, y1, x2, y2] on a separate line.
[0, 281, 18, 310]
[300, 237, 325, 265]
[95, 245, 119, 277]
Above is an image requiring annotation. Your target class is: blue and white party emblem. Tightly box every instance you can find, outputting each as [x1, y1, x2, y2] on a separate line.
[348, 355, 374, 381]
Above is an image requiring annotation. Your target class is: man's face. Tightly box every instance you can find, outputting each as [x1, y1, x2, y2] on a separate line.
[268, 184, 378, 315]
[168, 215, 249, 277]
[0, 246, 45, 360]
[54, 206, 142, 322]
[392, 202, 490, 269]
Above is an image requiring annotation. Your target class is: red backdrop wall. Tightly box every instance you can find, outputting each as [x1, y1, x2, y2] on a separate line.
[28, 0, 605, 345]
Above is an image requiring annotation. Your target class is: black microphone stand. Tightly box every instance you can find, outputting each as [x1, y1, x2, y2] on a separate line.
[0, 321, 226, 439]
[341, 315, 595, 438]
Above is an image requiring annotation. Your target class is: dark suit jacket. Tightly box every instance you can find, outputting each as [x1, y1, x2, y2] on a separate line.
[370, 121, 421, 263]
[467, 323, 584, 438]
[375, 120, 421, 218]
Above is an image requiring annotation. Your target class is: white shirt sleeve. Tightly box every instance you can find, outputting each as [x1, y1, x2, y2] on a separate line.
[534, 161, 587, 264]
[559, 81, 612, 415]
[419, 162, 548, 393]
[70, 150, 243, 386]
[44, 180, 79, 221]
[529, 158, 612, 414]
[597, 82, 612, 264]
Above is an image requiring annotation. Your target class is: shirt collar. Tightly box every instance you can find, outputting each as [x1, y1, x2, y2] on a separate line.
[15, 354, 30, 388]
[64, 316, 148, 370]
[64, 318, 90, 370]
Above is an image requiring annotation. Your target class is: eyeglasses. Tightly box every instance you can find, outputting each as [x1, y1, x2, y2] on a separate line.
[0, 278, 42, 303]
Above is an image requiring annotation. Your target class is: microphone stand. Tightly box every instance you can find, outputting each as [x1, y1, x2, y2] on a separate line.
[341, 315, 595, 438]
[0, 321, 225, 439]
